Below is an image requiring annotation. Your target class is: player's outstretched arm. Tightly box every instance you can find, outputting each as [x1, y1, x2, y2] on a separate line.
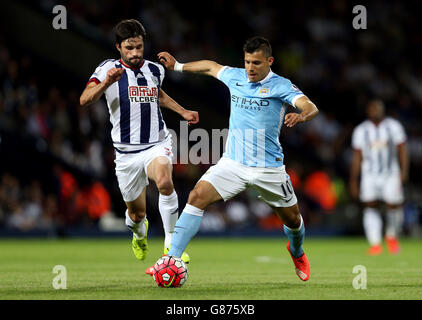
[157, 52, 223, 79]
[284, 96, 319, 128]
[159, 89, 199, 125]
[79, 68, 124, 107]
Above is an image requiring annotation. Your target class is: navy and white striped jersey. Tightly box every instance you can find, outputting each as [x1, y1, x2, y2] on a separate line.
[88, 58, 168, 152]
[352, 117, 406, 175]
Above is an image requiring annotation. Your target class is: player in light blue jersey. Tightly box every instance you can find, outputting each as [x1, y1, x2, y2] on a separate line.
[156, 37, 318, 281]
[219, 64, 306, 168]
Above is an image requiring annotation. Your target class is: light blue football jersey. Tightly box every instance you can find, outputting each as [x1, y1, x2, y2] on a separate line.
[217, 66, 304, 167]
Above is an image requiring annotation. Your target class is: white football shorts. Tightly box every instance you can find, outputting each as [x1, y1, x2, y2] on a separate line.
[359, 171, 404, 204]
[199, 156, 297, 208]
[114, 135, 173, 202]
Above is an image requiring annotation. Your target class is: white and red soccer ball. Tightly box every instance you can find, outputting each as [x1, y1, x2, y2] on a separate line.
[153, 256, 188, 288]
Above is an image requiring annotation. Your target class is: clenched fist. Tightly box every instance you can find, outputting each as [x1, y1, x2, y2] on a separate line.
[181, 109, 199, 125]
[104, 68, 125, 86]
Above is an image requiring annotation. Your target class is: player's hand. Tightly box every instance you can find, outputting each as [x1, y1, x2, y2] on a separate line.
[181, 109, 199, 125]
[104, 68, 124, 86]
[157, 52, 176, 70]
[284, 112, 304, 127]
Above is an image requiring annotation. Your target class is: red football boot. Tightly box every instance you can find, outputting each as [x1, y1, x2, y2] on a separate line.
[385, 236, 400, 255]
[367, 244, 383, 256]
[286, 241, 310, 281]
[145, 265, 154, 276]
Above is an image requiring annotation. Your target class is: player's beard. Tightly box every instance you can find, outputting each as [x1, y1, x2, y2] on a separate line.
[123, 55, 143, 68]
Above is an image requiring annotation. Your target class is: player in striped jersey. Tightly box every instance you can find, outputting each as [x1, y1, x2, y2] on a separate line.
[155, 37, 319, 282]
[80, 19, 198, 265]
[350, 99, 409, 255]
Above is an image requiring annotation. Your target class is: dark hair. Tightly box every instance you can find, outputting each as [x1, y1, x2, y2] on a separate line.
[243, 36, 272, 57]
[114, 19, 146, 45]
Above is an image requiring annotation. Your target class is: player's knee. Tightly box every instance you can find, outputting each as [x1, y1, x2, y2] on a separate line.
[156, 177, 174, 196]
[386, 203, 402, 210]
[364, 201, 380, 208]
[187, 188, 206, 208]
[187, 189, 200, 203]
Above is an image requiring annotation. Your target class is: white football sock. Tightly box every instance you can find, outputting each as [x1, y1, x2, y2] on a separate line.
[385, 207, 403, 238]
[363, 207, 382, 246]
[125, 209, 147, 239]
[159, 190, 179, 249]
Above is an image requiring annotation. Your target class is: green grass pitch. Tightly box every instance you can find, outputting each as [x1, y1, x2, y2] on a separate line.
[0, 236, 421, 300]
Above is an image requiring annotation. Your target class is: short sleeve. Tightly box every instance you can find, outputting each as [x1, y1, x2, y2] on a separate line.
[147, 61, 165, 86]
[351, 126, 364, 150]
[158, 64, 165, 86]
[217, 66, 239, 86]
[391, 120, 407, 145]
[278, 79, 305, 107]
[87, 60, 114, 85]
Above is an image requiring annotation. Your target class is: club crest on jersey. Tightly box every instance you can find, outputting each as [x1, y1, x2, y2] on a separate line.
[259, 87, 270, 95]
[128, 86, 158, 103]
[151, 76, 159, 86]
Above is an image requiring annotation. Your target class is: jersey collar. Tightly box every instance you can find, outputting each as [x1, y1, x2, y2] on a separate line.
[119, 58, 145, 70]
[247, 69, 274, 84]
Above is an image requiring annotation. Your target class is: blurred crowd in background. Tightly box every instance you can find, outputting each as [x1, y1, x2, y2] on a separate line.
[0, 0, 421, 236]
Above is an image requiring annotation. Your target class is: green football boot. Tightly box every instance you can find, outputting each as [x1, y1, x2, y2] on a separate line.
[131, 219, 149, 260]
[164, 245, 190, 264]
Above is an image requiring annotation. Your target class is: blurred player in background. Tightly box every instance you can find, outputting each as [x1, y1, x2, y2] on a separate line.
[350, 99, 409, 255]
[79, 19, 197, 265]
[154, 37, 318, 281]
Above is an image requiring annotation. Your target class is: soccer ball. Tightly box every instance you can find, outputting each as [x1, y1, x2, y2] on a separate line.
[153, 256, 188, 288]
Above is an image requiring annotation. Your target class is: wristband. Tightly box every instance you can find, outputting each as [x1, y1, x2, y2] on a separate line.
[174, 61, 184, 72]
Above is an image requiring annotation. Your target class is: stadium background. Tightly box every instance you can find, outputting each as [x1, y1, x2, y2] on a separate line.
[0, 0, 421, 240]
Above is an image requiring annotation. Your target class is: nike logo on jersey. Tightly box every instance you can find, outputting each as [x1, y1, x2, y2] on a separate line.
[236, 82, 243, 86]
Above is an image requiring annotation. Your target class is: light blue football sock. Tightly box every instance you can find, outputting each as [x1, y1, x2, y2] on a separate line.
[168, 204, 204, 258]
[283, 215, 305, 258]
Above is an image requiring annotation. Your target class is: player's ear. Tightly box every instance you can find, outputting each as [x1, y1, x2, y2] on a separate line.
[115, 42, 121, 53]
[268, 56, 274, 66]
